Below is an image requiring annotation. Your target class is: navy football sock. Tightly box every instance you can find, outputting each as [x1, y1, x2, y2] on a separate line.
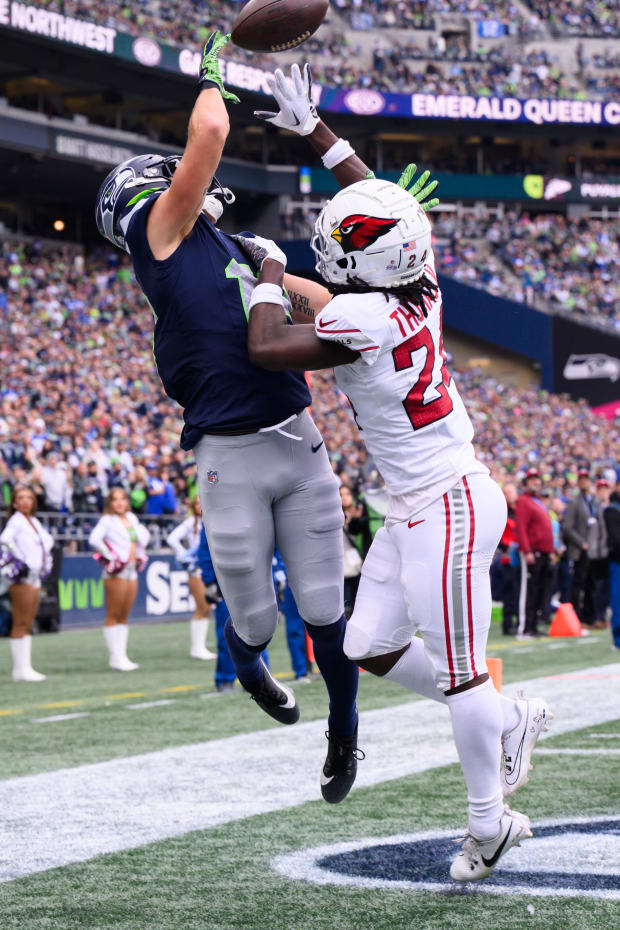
[224, 617, 269, 692]
[304, 615, 358, 739]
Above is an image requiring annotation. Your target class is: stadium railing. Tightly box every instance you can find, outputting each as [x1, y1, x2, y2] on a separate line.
[0, 511, 180, 553]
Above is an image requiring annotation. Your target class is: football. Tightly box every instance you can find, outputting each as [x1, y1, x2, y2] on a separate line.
[231, 0, 329, 53]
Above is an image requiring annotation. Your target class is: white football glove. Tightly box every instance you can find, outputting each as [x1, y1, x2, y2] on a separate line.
[254, 63, 319, 136]
[232, 233, 287, 270]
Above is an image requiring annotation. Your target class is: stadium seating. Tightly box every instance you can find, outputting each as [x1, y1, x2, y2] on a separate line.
[432, 212, 619, 332]
[1, 241, 618, 512]
[37, 0, 619, 99]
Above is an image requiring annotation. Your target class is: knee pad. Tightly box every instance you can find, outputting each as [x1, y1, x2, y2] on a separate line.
[232, 598, 278, 647]
[343, 621, 375, 661]
[295, 582, 342, 627]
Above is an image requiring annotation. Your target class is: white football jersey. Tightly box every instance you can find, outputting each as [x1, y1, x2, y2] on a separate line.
[315, 253, 487, 519]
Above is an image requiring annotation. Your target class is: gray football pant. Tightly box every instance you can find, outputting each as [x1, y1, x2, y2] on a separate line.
[194, 410, 344, 647]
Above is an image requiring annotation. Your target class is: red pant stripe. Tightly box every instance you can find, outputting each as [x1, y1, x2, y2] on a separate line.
[442, 492, 456, 689]
[462, 475, 478, 679]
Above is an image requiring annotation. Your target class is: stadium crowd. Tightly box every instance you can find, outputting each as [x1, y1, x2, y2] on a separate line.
[0, 241, 618, 516]
[433, 212, 620, 332]
[525, 0, 619, 37]
[36, 0, 617, 99]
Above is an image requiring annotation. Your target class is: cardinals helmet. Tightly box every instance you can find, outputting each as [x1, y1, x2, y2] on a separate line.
[311, 178, 432, 288]
[95, 154, 235, 251]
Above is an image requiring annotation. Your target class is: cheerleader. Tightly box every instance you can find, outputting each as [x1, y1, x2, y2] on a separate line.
[0, 486, 53, 682]
[167, 496, 216, 660]
[89, 488, 150, 671]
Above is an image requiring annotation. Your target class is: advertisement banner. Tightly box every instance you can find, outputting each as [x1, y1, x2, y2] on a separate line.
[552, 316, 620, 406]
[1, 4, 618, 129]
[59, 554, 197, 627]
[310, 168, 620, 203]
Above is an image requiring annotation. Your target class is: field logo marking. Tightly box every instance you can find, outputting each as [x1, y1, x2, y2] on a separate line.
[272, 816, 620, 900]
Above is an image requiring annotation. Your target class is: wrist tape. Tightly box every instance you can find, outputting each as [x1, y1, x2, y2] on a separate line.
[322, 138, 355, 170]
[248, 283, 285, 312]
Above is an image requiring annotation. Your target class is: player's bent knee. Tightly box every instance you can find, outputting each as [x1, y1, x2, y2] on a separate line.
[358, 648, 408, 677]
[343, 622, 374, 661]
[233, 602, 279, 647]
[295, 583, 342, 627]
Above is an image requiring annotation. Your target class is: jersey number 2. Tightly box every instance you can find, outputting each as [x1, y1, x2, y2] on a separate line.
[392, 328, 453, 430]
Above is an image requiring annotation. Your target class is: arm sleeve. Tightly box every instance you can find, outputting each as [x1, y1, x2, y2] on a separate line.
[0, 516, 17, 549]
[134, 517, 151, 548]
[88, 518, 114, 559]
[514, 498, 531, 554]
[39, 522, 54, 554]
[167, 519, 190, 559]
[314, 295, 386, 367]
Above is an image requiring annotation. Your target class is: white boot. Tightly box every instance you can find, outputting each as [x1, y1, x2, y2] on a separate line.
[11, 635, 46, 682]
[190, 618, 216, 660]
[104, 625, 138, 671]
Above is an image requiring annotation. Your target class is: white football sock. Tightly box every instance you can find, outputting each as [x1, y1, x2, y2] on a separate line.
[190, 618, 216, 659]
[498, 692, 521, 733]
[446, 677, 504, 840]
[385, 637, 447, 703]
[385, 637, 521, 736]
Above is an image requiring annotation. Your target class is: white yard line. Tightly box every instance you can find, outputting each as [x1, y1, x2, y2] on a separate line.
[31, 712, 91, 724]
[589, 733, 620, 739]
[0, 663, 618, 883]
[125, 700, 177, 710]
[536, 748, 620, 757]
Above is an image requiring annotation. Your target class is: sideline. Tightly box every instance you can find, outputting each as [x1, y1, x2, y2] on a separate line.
[0, 664, 618, 883]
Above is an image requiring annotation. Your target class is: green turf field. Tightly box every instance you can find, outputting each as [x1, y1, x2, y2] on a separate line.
[0, 620, 618, 930]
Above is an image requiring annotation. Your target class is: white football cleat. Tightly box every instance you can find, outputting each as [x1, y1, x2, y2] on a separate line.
[450, 806, 532, 882]
[502, 694, 553, 796]
[109, 656, 139, 672]
[12, 667, 47, 683]
[190, 647, 217, 660]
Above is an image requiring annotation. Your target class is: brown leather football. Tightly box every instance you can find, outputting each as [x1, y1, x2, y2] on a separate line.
[231, 0, 329, 53]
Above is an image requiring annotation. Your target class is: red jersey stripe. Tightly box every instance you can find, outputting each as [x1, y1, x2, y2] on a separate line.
[442, 492, 456, 690]
[462, 476, 478, 679]
[316, 327, 361, 335]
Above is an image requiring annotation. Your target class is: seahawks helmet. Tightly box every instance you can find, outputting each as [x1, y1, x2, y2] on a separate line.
[95, 153, 235, 252]
[311, 178, 432, 288]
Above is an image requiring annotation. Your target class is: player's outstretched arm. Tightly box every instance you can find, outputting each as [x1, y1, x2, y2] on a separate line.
[234, 235, 332, 323]
[282, 274, 331, 324]
[254, 64, 371, 188]
[240, 238, 358, 371]
[147, 32, 234, 259]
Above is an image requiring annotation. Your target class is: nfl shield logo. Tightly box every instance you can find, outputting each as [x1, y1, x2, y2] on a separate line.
[207, 470, 218, 484]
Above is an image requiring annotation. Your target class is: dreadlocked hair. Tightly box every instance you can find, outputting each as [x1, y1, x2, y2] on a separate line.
[327, 272, 438, 318]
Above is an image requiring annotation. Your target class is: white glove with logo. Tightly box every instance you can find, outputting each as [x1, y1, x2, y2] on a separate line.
[232, 233, 287, 270]
[254, 63, 319, 136]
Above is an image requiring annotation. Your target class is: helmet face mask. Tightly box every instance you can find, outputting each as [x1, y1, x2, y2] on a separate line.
[202, 174, 236, 224]
[311, 179, 432, 289]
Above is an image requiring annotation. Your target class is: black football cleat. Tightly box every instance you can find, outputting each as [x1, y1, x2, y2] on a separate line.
[248, 660, 300, 725]
[320, 724, 364, 804]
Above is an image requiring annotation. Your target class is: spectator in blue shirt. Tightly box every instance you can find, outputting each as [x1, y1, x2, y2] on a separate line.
[146, 466, 177, 515]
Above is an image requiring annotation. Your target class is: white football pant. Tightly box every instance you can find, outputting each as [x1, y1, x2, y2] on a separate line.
[344, 474, 506, 691]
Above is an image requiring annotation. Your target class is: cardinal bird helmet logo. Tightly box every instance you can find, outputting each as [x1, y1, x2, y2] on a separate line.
[330, 215, 399, 253]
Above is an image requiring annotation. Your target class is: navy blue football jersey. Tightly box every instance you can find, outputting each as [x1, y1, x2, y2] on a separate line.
[125, 195, 311, 450]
